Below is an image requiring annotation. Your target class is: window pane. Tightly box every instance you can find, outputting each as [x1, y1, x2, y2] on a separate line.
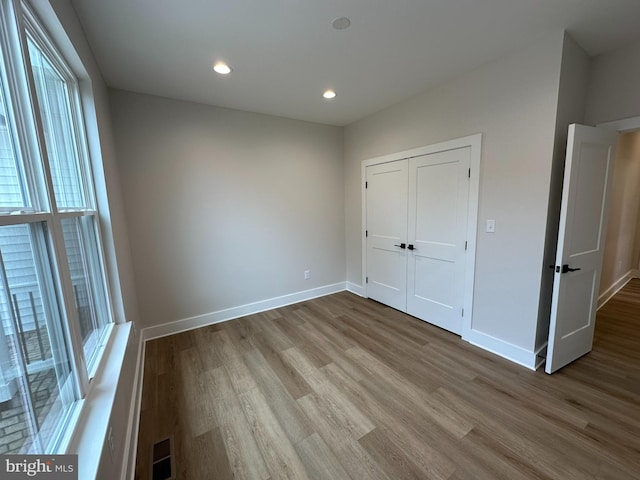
[61, 216, 109, 366]
[28, 38, 87, 210]
[0, 223, 78, 453]
[0, 51, 30, 210]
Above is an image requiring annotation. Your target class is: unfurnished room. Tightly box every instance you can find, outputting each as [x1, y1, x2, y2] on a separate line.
[0, 0, 640, 479]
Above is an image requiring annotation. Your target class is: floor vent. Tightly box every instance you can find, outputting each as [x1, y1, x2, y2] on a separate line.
[151, 436, 175, 480]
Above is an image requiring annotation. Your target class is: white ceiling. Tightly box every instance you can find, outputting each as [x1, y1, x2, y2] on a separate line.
[71, 0, 640, 126]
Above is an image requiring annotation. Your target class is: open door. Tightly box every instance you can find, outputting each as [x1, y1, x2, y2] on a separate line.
[546, 124, 618, 374]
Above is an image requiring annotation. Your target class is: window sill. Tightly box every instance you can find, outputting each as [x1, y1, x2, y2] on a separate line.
[63, 321, 133, 480]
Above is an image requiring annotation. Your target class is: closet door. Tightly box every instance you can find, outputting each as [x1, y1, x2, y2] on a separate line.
[407, 147, 470, 335]
[365, 160, 409, 311]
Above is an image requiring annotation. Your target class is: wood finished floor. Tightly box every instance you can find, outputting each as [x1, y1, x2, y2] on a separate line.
[135, 280, 640, 479]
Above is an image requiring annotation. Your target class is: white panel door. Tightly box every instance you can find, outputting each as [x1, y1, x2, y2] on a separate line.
[365, 160, 409, 311]
[546, 124, 617, 373]
[406, 148, 470, 335]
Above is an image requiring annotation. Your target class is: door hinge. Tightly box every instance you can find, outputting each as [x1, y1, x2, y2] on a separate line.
[366, 276, 369, 284]
[462, 308, 464, 317]
[468, 168, 471, 178]
[365, 181, 368, 188]
[366, 230, 368, 238]
[465, 240, 468, 250]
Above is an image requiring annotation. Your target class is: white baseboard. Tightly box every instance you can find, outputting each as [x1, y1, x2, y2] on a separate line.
[346, 282, 365, 297]
[597, 270, 638, 310]
[534, 342, 547, 370]
[463, 329, 539, 371]
[142, 282, 347, 341]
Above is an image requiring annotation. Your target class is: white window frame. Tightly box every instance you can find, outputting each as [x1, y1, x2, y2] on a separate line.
[0, 0, 117, 456]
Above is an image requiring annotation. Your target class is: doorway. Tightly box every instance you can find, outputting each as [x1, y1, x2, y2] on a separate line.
[598, 127, 640, 307]
[546, 116, 640, 373]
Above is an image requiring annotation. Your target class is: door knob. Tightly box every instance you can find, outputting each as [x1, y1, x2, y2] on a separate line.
[552, 264, 581, 273]
[394, 243, 406, 249]
[408, 244, 416, 251]
[561, 264, 581, 273]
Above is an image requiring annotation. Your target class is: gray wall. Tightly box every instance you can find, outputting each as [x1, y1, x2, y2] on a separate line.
[585, 38, 640, 125]
[584, 38, 640, 295]
[344, 32, 566, 354]
[536, 33, 589, 351]
[109, 90, 345, 329]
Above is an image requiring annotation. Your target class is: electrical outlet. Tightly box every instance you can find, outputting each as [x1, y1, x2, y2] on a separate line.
[304, 270, 311, 280]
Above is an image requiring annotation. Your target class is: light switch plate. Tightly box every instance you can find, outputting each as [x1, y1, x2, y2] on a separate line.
[486, 219, 496, 233]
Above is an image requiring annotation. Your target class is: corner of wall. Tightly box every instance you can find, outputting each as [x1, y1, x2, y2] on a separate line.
[535, 31, 590, 351]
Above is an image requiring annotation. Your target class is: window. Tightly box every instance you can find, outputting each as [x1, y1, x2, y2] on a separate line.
[0, 0, 112, 455]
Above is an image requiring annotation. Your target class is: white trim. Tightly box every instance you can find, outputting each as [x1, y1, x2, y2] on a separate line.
[346, 282, 365, 297]
[597, 269, 638, 309]
[534, 343, 547, 370]
[361, 133, 481, 337]
[597, 115, 640, 133]
[67, 322, 132, 480]
[464, 328, 539, 371]
[143, 282, 346, 341]
[123, 328, 145, 480]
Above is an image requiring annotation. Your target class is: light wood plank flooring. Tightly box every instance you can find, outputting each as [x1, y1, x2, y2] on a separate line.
[135, 280, 640, 479]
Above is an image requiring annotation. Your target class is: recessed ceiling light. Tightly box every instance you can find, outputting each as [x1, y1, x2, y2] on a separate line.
[213, 62, 231, 75]
[323, 89, 337, 99]
[331, 17, 351, 30]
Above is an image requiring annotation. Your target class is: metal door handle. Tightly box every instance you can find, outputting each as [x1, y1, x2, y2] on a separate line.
[552, 264, 581, 273]
[562, 264, 581, 273]
[408, 244, 417, 251]
[394, 243, 406, 249]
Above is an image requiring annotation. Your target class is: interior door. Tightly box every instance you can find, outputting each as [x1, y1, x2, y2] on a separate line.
[406, 148, 470, 335]
[365, 160, 409, 311]
[546, 124, 618, 374]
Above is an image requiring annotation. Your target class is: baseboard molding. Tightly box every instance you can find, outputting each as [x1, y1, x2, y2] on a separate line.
[143, 282, 347, 341]
[534, 342, 547, 370]
[346, 282, 365, 297]
[463, 329, 539, 371]
[597, 270, 638, 310]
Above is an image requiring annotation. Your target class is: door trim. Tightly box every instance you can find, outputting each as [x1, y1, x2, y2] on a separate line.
[361, 133, 481, 334]
[597, 115, 640, 132]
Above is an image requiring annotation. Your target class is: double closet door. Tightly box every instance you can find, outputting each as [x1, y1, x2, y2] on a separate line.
[365, 147, 471, 335]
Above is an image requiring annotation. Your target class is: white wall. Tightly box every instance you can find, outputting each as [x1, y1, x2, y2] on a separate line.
[600, 131, 640, 293]
[109, 90, 345, 329]
[585, 38, 640, 125]
[345, 32, 566, 363]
